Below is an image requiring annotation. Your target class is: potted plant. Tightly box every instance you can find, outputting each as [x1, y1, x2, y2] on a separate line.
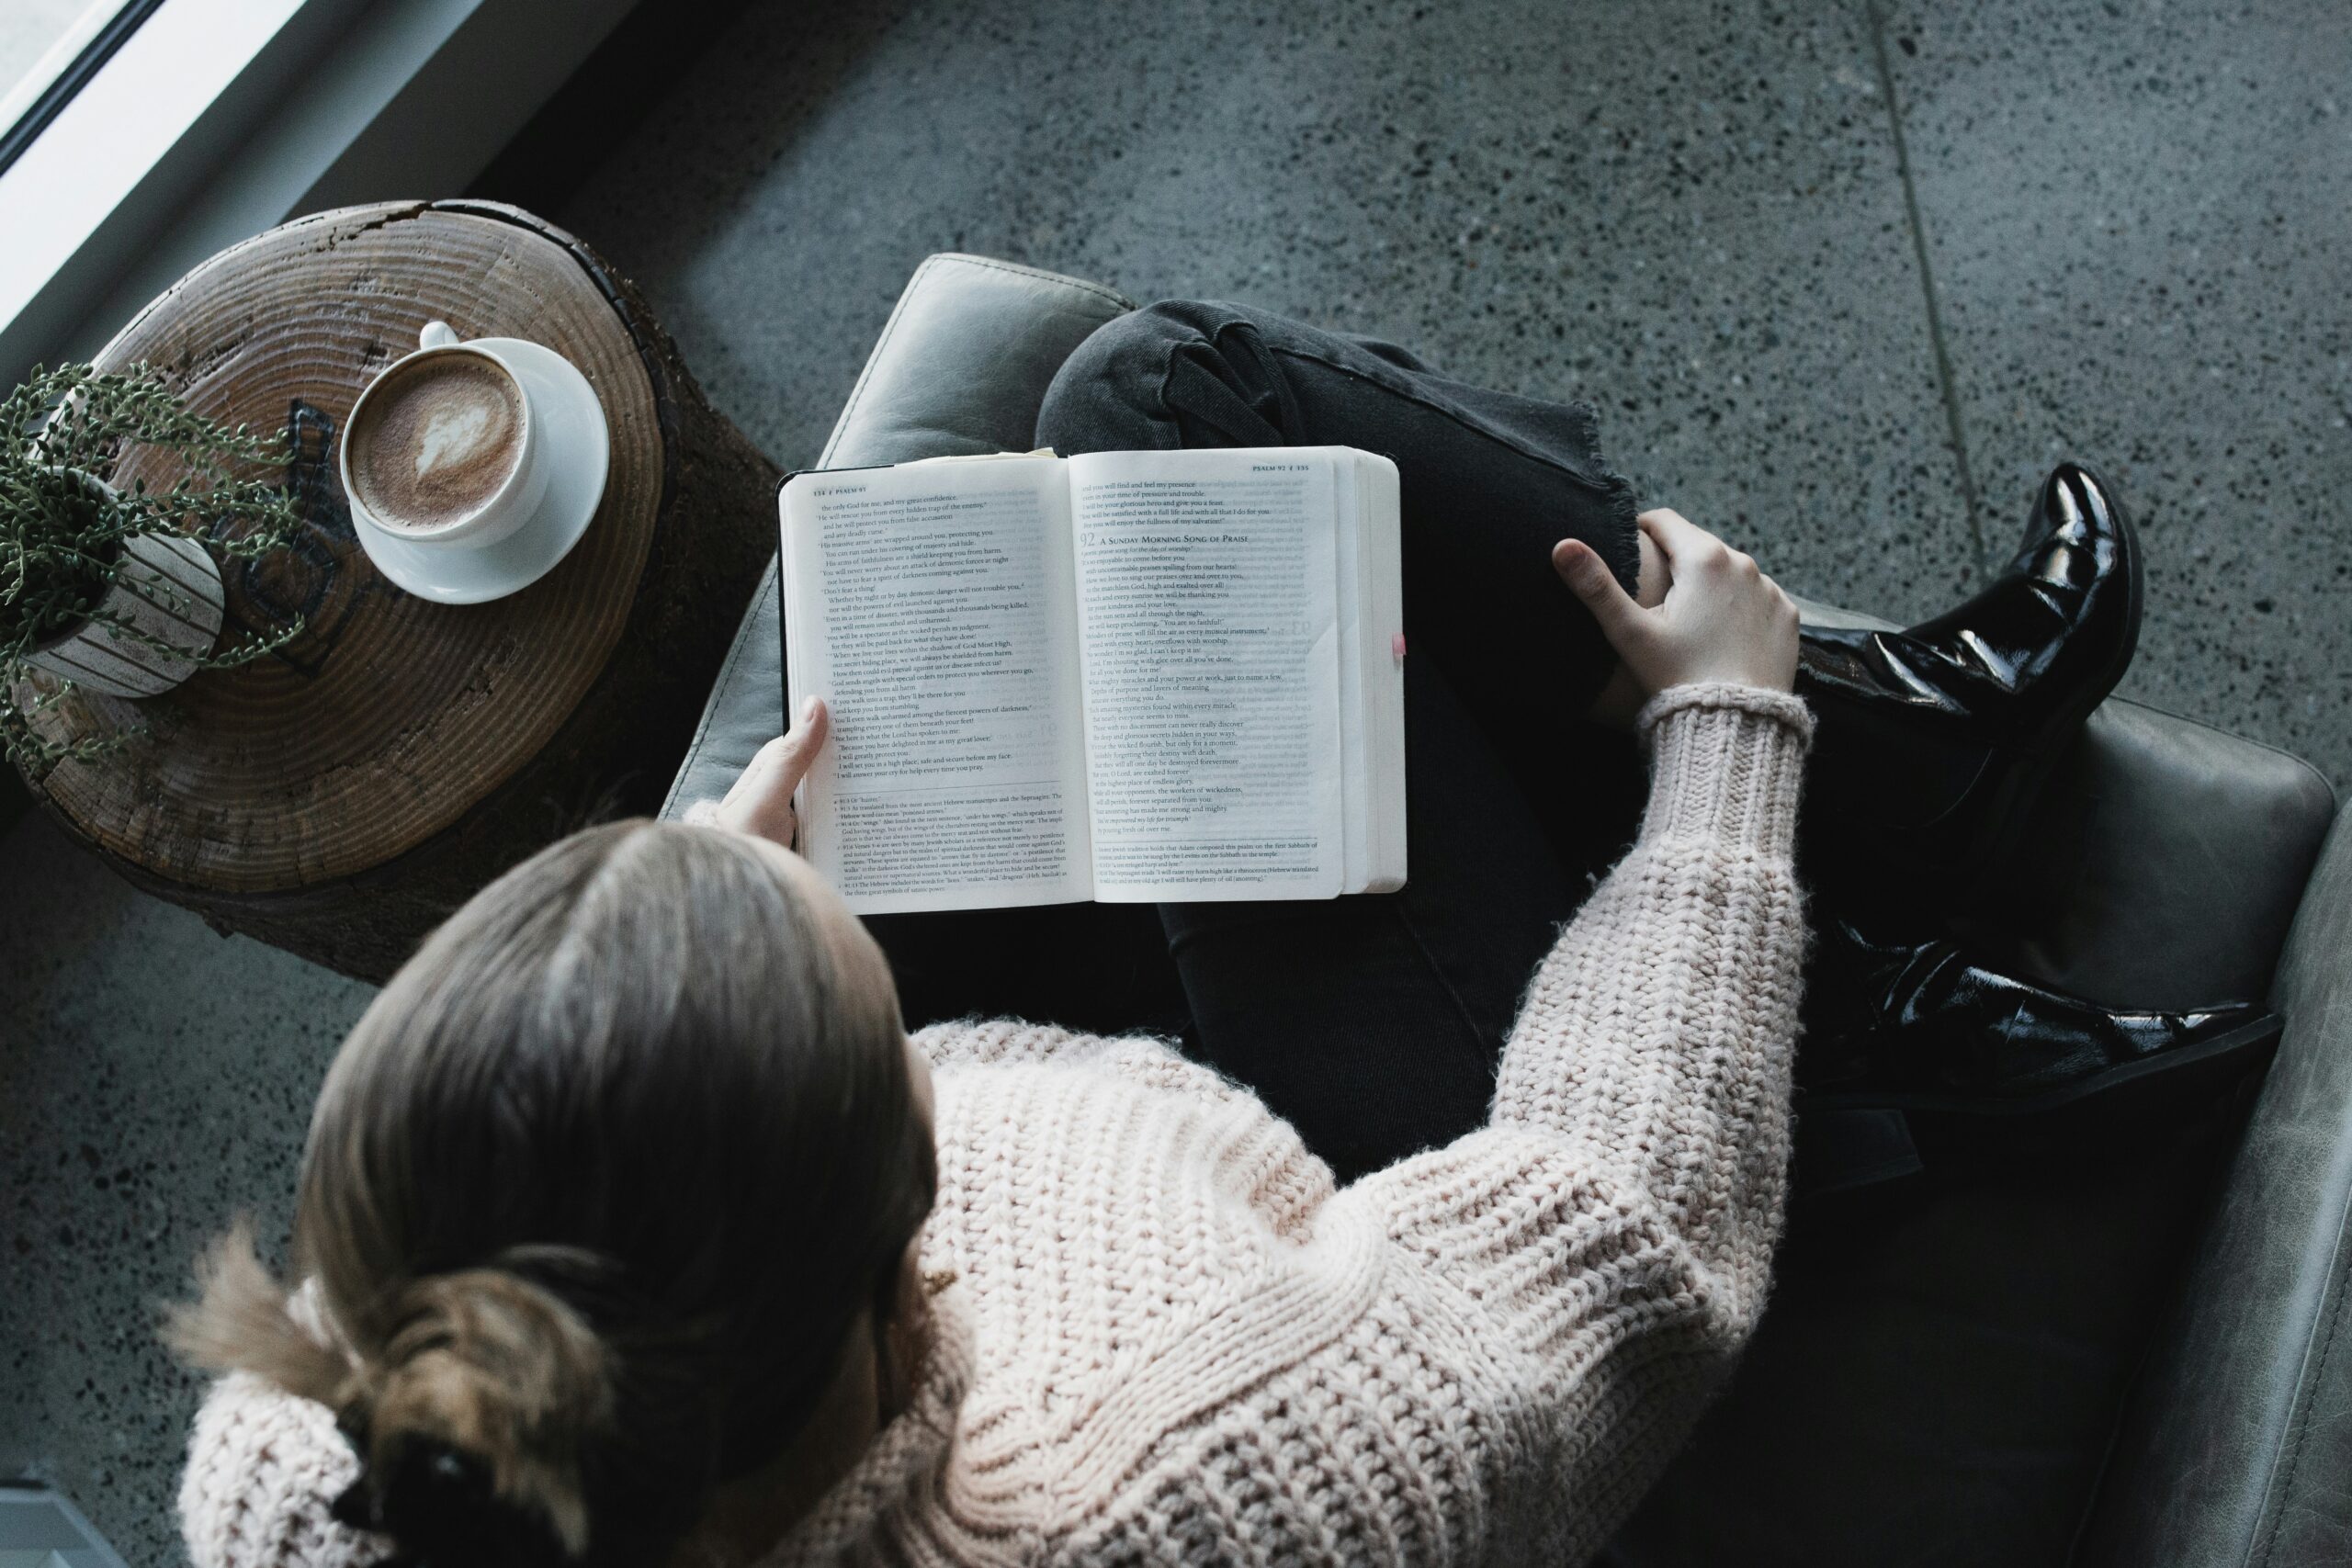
[2, 362, 303, 771]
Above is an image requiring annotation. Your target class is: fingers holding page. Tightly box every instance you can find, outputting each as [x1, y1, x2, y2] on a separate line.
[708, 696, 831, 849]
[770, 695, 831, 786]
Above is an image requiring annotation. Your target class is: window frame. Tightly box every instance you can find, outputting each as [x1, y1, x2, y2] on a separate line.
[0, 0, 170, 179]
[0, 0, 638, 386]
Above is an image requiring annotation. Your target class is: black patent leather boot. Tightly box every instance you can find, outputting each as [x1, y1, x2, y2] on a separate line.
[1798, 917, 2278, 1114]
[1798, 463, 2143, 898]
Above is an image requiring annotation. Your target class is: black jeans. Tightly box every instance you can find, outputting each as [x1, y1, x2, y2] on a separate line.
[874, 300, 1648, 1184]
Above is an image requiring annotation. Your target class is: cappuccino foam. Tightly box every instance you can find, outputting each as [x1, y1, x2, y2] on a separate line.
[349, 355, 525, 532]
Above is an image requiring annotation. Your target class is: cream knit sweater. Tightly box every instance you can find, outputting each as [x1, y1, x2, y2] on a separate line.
[180, 682, 1812, 1568]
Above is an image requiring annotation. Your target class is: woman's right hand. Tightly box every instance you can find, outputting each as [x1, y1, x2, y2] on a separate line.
[1553, 509, 1799, 696]
[691, 696, 831, 851]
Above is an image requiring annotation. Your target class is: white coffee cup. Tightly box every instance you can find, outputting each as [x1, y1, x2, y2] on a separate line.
[339, 321, 551, 550]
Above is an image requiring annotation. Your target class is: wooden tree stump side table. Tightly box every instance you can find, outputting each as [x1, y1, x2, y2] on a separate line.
[13, 200, 781, 980]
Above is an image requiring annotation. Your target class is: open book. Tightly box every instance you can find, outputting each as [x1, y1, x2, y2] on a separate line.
[779, 446, 1406, 915]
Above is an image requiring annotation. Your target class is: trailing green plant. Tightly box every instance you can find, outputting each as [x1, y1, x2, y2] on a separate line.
[2, 362, 306, 772]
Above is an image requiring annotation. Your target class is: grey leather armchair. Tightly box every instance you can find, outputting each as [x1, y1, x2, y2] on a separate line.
[662, 254, 2347, 1567]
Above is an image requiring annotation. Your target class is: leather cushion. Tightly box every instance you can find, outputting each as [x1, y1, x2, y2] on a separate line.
[1999, 699, 2335, 1011]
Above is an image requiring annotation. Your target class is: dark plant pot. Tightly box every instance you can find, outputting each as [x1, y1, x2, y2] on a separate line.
[19, 476, 225, 699]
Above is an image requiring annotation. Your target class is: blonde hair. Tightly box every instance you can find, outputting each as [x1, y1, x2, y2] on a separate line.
[167, 822, 933, 1567]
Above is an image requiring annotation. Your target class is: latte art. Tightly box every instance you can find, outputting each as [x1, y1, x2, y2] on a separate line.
[348, 355, 526, 533]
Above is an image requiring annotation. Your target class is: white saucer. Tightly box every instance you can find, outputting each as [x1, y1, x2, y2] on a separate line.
[350, 337, 612, 605]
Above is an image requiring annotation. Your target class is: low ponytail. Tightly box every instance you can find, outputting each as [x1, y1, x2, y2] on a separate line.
[334, 1267, 613, 1562]
[165, 1219, 350, 1409]
[169, 1236, 615, 1565]
[169, 821, 935, 1567]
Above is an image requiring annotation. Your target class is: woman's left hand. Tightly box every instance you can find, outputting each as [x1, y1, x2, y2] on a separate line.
[695, 696, 830, 850]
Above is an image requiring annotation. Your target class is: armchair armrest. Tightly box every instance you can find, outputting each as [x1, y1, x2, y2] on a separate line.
[2076, 807, 2352, 1566]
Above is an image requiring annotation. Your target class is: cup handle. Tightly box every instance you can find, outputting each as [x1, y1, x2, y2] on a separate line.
[420, 320, 459, 349]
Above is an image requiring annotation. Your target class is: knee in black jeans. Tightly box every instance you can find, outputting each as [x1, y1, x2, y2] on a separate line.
[1037, 299, 1307, 455]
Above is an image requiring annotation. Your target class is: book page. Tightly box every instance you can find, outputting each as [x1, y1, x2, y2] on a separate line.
[1069, 448, 1344, 901]
[782, 458, 1090, 914]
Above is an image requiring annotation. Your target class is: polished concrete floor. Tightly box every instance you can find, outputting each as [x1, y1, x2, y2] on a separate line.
[5, 0, 2346, 1560]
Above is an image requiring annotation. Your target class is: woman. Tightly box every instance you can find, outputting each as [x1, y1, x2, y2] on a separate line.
[170, 302, 2229, 1567]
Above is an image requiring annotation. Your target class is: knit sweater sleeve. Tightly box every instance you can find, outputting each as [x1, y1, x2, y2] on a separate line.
[1352, 681, 1811, 1544]
[179, 1371, 380, 1568]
